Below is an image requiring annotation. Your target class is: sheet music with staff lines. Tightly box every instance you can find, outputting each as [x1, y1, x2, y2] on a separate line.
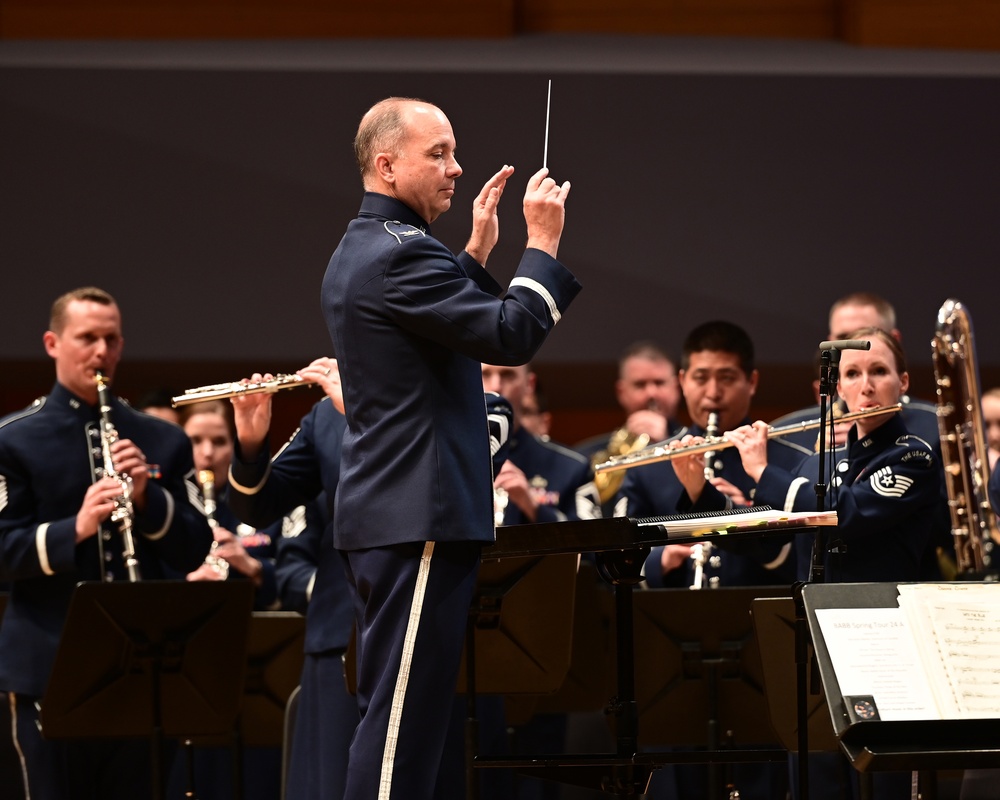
[815, 583, 1000, 721]
[898, 583, 1000, 717]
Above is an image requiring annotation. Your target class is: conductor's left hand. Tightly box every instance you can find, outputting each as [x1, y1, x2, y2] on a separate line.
[465, 165, 515, 267]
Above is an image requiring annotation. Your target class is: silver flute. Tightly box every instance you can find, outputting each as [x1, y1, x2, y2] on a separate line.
[172, 373, 315, 407]
[595, 404, 903, 475]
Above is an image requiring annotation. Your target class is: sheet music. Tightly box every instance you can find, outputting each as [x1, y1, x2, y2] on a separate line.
[898, 583, 1000, 717]
[817, 584, 1000, 721]
[815, 607, 940, 721]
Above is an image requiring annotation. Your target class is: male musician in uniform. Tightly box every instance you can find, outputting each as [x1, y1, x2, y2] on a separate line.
[228, 359, 513, 800]
[0, 286, 212, 800]
[576, 340, 682, 457]
[321, 97, 580, 800]
[618, 320, 811, 590]
[575, 341, 682, 516]
[482, 362, 600, 527]
[617, 320, 809, 800]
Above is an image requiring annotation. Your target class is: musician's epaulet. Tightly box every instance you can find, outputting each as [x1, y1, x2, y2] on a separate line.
[384, 220, 426, 244]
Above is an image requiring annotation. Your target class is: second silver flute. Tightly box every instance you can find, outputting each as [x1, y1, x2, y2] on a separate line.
[594, 403, 903, 475]
[172, 374, 315, 407]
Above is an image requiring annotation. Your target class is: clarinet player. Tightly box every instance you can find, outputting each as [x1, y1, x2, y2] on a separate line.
[0, 287, 212, 800]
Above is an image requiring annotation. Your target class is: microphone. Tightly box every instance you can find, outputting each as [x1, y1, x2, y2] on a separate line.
[819, 339, 871, 351]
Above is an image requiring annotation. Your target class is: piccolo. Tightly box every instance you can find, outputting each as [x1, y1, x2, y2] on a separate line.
[172, 374, 315, 407]
[594, 403, 903, 475]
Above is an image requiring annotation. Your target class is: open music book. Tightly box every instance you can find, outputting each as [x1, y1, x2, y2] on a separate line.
[814, 583, 1000, 721]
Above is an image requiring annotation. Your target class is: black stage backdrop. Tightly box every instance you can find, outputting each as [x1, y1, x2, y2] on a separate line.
[3, 37, 999, 441]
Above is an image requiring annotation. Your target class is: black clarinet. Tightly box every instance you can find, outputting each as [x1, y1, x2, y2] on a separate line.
[95, 371, 141, 582]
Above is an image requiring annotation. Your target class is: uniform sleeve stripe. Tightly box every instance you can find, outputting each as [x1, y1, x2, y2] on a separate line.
[785, 477, 810, 512]
[762, 542, 792, 570]
[229, 461, 273, 495]
[36, 523, 53, 575]
[144, 490, 173, 541]
[509, 277, 561, 324]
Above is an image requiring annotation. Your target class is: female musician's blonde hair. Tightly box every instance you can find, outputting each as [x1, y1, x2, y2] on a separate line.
[847, 326, 907, 375]
[179, 400, 235, 441]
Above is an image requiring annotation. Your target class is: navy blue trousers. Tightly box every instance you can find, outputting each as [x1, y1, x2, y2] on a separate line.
[285, 648, 360, 800]
[341, 541, 481, 800]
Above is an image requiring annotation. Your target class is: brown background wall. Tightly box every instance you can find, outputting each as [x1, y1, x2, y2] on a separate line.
[2, 0, 999, 50]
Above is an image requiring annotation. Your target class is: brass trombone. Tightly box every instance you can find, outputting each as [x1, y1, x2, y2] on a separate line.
[594, 403, 902, 475]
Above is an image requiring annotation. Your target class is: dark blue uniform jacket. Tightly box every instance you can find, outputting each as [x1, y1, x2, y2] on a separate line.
[0, 383, 211, 696]
[753, 414, 940, 583]
[322, 192, 581, 551]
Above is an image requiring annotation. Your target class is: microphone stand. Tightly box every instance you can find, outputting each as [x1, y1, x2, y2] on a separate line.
[812, 347, 838, 578]
[793, 345, 840, 800]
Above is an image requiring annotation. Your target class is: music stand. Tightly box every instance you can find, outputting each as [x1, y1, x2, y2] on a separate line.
[234, 611, 306, 748]
[183, 610, 305, 800]
[343, 553, 578, 697]
[801, 582, 1000, 774]
[530, 561, 616, 717]
[632, 586, 789, 748]
[750, 596, 840, 754]
[461, 553, 578, 695]
[627, 587, 790, 800]
[40, 580, 255, 800]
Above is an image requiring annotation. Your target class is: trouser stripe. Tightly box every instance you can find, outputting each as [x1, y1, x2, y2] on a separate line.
[10, 693, 31, 800]
[377, 541, 435, 800]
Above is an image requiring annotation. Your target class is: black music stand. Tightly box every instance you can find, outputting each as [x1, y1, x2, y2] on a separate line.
[800, 582, 1000, 775]
[530, 561, 616, 717]
[40, 580, 255, 800]
[343, 553, 578, 697]
[750, 596, 840, 754]
[184, 610, 305, 800]
[236, 611, 306, 748]
[631, 587, 792, 800]
[461, 553, 578, 695]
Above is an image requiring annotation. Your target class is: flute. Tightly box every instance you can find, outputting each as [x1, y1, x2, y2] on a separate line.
[172, 374, 315, 407]
[595, 403, 903, 475]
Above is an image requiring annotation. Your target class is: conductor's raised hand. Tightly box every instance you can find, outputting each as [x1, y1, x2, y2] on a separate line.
[523, 167, 571, 259]
[465, 165, 515, 267]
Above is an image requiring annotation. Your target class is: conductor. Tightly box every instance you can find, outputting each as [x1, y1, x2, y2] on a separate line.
[321, 97, 581, 800]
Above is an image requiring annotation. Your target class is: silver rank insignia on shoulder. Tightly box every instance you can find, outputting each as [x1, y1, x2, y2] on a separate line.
[869, 466, 914, 498]
[384, 220, 426, 243]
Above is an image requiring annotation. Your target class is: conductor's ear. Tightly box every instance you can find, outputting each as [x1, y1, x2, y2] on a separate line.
[374, 153, 395, 185]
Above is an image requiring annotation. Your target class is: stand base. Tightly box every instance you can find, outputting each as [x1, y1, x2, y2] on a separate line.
[474, 748, 788, 796]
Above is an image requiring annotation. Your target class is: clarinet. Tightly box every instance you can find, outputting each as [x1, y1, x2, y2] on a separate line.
[690, 411, 720, 590]
[197, 469, 230, 579]
[95, 371, 142, 582]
